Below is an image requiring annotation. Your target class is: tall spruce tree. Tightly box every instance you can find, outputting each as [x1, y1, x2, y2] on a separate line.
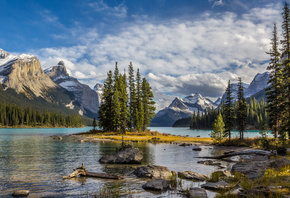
[98, 70, 114, 131]
[128, 62, 136, 131]
[119, 72, 129, 133]
[237, 77, 247, 140]
[280, 2, 290, 142]
[223, 80, 234, 142]
[135, 69, 144, 131]
[141, 78, 156, 131]
[266, 23, 283, 139]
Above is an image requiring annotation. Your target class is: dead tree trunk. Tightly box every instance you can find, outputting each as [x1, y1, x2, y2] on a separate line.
[195, 150, 277, 160]
[63, 163, 123, 180]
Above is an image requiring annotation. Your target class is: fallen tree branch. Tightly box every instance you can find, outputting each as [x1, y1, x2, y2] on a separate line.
[63, 163, 123, 180]
[195, 150, 277, 159]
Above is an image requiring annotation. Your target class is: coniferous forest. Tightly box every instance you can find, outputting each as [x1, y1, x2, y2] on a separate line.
[98, 62, 155, 132]
[173, 97, 268, 130]
[0, 101, 83, 127]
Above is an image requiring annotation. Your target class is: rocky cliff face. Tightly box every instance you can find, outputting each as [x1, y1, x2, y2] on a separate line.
[0, 49, 56, 98]
[45, 61, 100, 118]
[93, 83, 103, 104]
[220, 72, 270, 102]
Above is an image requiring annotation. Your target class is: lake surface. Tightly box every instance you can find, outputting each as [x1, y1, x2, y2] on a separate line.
[0, 127, 268, 197]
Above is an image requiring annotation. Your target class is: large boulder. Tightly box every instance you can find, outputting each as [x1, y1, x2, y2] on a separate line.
[99, 147, 143, 164]
[142, 179, 169, 191]
[133, 165, 173, 179]
[231, 157, 290, 180]
[178, 171, 208, 181]
[188, 188, 208, 198]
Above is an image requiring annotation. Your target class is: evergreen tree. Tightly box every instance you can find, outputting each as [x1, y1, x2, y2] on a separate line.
[92, 118, 97, 130]
[135, 69, 144, 131]
[128, 62, 136, 131]
[280, 2, 290, 142]
[98, 70, 114, 131]
[112, 88, 121, 131]
[210, 113, 225, 144]
[141, 78, 156, 131]
[237, 77, 247, 140]
[223, 80, 234, 142]
[266, 23, 283, 139]
[119, 73, 129, 133]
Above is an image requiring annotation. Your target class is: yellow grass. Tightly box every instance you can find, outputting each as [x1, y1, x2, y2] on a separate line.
[80, 130, 213, 144]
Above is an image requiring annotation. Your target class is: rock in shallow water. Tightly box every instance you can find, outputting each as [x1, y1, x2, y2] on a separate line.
[99, 147, 143, 164]
[178, 171, 208, 181]
[188, 187, 208, 198]
[197, 160, 221, 166]
[142, 179, 169, 191]
[201, 180, 230, 191]
[12, 190, 29, 197]
[192, 146, 202, 151]
[133, 165, 173, 179]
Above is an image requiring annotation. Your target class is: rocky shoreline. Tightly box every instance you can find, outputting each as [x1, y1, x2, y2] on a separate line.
[45, 134, 290, 198]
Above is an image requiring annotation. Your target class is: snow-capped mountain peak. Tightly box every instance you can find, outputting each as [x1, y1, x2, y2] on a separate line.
[44, 61, 70, 82]
[151, 93, 217, 126]
[0, 48, 10, 59]
[244, 72, 270, 98]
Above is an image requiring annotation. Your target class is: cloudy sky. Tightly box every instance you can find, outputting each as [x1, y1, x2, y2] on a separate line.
[0, 0, 286, 110]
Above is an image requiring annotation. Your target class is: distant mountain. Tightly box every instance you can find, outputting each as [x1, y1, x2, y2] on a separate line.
[150, 93, 217, 127]
[244, 72, 270, 98]
[221, 82, 249, 102]
[0, 48, 81, 116]
[221, 72, 270, 102]
[44, 61, 100, 118]
[93, 83, 103, 104]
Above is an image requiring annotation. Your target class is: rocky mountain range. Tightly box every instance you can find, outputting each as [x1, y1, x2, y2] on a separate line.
[150, 93, 218, 127]
[0, 48, 100, 119]
[152, 72, 270, 127]
[44, 61, 100, 118]
[220, 72, 270, 103]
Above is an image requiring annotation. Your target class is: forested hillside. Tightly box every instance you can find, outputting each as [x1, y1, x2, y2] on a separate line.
[173, 97, 268, 130]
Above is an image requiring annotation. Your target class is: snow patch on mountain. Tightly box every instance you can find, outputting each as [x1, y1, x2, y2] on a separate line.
[244, 72, 270, 98]
[151, 93, 217, 126]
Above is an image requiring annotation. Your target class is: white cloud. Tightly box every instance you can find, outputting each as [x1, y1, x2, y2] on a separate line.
[34, 3, 282, 110]
[89, 0, 127, 18]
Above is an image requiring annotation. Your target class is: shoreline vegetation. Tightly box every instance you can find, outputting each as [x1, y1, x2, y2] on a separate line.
[76, 129, 290, 150]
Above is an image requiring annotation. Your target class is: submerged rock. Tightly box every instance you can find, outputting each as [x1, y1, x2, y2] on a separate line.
[99, 147, 143, 164]
[12, 190, 29, 197]
[178, 171, 208, 181]
[197, 160, 221, 166]
[50, 135, 62, 140]
[188, 188, 208, 198]
[133, 165, 173, 179]
[192, 146, 202, 151]
[142, 179, 169, 191]
[201, 180, 230, 191]
[179, 143, 192, 146]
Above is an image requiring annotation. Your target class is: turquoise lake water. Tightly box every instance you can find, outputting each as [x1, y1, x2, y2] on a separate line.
[0, 127, 270, 197]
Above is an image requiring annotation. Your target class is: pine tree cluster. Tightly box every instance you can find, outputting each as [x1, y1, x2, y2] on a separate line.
[189, 97, 268, 131]
[98, 62, 155, 132]
[266, 2, 290, 147]
[0, 101, 83, 127]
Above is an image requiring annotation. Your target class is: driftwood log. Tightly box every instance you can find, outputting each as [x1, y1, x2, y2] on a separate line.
[63, 163, 123, 180]
[195, 150, 277, 159]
